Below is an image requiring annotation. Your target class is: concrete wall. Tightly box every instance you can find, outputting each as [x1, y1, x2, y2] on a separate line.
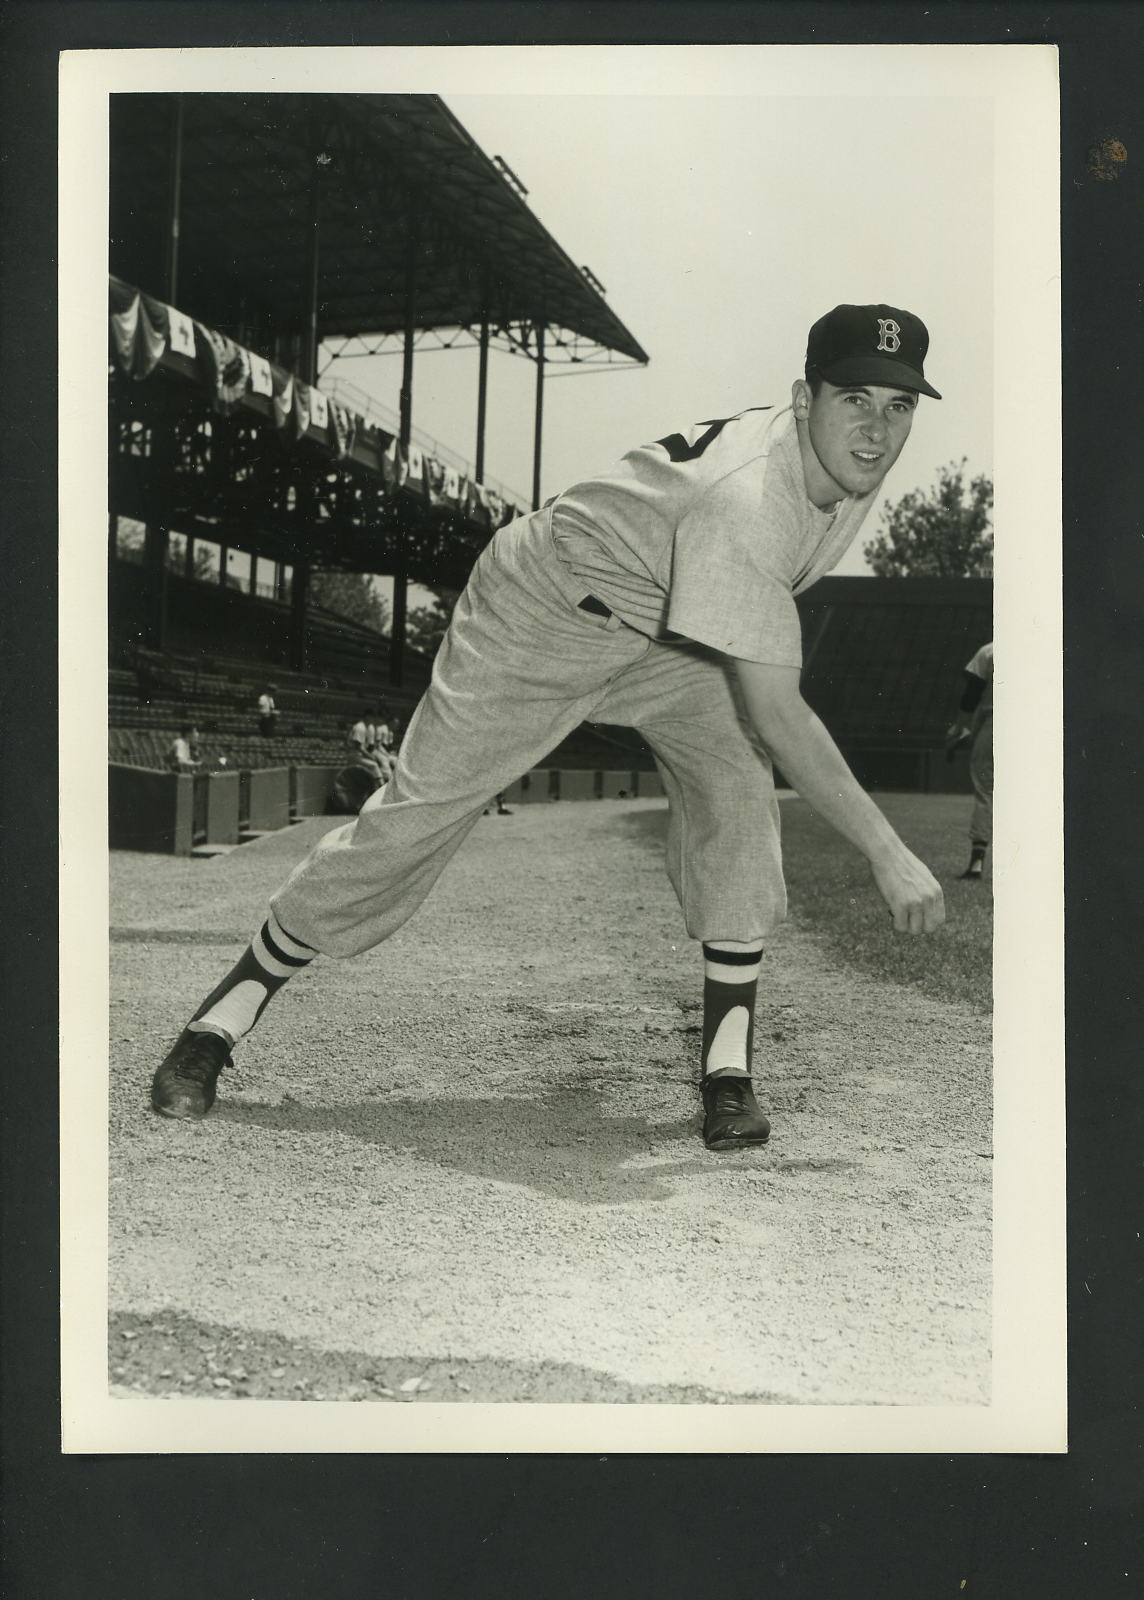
[292, 765, 340, 817]
[846, 745, 973, 795]
[503, 769, 556, 805]
[109, 760, 662, 859]
[108, 765, 195, 854]
[204, 770, 241, 845]
[556, 770, 596, 802]
[600, 770, 637, 799]
[504, 767, 661, 804]
[246, 767, 291, 832]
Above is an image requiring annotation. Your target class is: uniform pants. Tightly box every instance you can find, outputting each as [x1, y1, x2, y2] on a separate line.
[969, 711, 993, 845]
[271, 508, 787, 958]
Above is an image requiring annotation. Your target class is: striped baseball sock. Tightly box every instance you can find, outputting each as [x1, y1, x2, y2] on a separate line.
[186, 910, 316, 1047]
[701, 941, 764, 1080]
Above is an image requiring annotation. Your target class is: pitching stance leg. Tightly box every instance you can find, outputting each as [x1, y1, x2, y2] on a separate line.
[594, 641, 781, 1148]
[149, 510, 651, 1119]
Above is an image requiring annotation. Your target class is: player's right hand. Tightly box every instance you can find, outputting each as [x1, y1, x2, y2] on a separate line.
[869, 846, 945, 934]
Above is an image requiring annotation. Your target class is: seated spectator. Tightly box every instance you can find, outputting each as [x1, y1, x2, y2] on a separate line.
[365, 742, 395, 781]
[331, 747, 387, 814]
[348, 712, 371, 751]
[257, 685, 280, 737]
[166, 724, 202, 774]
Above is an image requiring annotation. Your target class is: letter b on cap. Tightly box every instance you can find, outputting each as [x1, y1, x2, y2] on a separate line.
[876, 318, 902, 353]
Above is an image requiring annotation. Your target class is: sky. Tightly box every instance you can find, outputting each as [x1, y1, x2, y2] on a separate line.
[330, 88, 994, 587]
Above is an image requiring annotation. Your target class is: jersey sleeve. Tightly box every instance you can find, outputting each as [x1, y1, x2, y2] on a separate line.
[664, 472, 803, 666]
[959, 671, 986, 713]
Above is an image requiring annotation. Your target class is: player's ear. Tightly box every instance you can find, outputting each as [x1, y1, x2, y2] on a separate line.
[791, 379, 812, 421]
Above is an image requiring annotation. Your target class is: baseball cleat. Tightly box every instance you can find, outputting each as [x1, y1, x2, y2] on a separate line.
[701, 1075, 771, 1151]
[150, 1029, 231, 1120]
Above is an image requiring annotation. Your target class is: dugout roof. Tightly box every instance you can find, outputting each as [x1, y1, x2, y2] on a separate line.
[109, 93, 649, 369]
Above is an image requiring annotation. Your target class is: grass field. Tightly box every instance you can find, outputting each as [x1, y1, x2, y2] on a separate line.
[780, 792, 992, 1013]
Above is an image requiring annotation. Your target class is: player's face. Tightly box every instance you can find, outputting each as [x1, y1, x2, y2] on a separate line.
[794, 380, 918, 505]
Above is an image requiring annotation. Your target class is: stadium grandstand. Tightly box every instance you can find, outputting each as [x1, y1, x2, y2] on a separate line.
[107, 92, 990, 856]
[107, 92, 653, 849]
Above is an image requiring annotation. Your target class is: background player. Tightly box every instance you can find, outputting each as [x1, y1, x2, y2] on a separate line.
[947, 640, 994, 880]
[150, 303, 946, 1151]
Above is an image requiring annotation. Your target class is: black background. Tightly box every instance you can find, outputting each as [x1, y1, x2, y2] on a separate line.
[2, 4, 1141, 1595]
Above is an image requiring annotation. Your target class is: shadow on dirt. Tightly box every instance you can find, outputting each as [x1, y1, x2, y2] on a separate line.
[107, 1306, 774, 1404]
[215, 1086, 709, 1204]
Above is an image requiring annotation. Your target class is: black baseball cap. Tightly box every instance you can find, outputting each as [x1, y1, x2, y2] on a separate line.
[805, 304, 941, 399]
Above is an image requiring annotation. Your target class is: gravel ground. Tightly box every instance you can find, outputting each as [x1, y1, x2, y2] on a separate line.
[108, 799, 992, 1407]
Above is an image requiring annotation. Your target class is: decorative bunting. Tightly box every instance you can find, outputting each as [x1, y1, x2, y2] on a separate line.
[292, 382, 312, 440]
[108, 274, 524, 541]
[381, 435, 406, 488]
[110, 291, 167, 379]
[271, 371, 294, 429]
[199, 326, 252, 409]
[424, 457, 447, 505]
[249, 353, 273, 397]
[167, 307, 196, 359]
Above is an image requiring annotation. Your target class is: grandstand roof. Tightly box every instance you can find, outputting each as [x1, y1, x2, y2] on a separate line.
[109, 93, 649, 368]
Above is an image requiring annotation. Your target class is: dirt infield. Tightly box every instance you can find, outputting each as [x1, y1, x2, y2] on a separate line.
[108, 798, 991, 1406]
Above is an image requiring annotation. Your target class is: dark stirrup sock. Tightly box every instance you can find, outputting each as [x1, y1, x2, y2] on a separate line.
[962, 841, 987, 877]
[700, 942, 763, 1080]
[186, 910, 316, 1046]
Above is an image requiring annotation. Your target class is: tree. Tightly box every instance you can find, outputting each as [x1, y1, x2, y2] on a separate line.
[309, 570, 392, 634]
[404, 587, 459, 658]
[863, 459, 993, 578]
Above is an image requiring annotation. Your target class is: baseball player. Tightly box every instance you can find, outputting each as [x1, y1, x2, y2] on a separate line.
[947, 641, 994, 880]
[150, 303, 946, 1151]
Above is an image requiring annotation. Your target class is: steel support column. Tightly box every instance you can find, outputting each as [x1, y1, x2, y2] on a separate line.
[531, 320, 546, 511]
[391, 197, 417, 688]
[475, 281, 491, 481]
[164, 95, 185, 303]
[144, 523, 170, 653]
[290, 558, 310, 672]
[288, 142, 325, 678]
[303, 156, 322, 386]
[398, 216, 417, 449]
